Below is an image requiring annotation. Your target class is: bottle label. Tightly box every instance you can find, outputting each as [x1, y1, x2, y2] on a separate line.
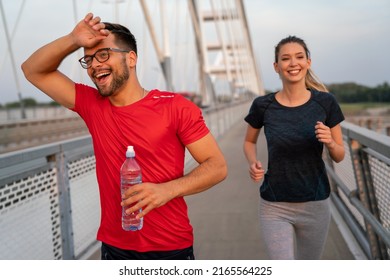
[121, 177, 143, 231]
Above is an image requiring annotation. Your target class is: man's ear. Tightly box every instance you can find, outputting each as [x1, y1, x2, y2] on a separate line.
[128, 51, 137, 67]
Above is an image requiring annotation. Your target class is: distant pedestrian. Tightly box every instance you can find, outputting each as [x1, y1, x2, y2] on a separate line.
[243, 35, 345, 259]
[22, 13, 227, 260]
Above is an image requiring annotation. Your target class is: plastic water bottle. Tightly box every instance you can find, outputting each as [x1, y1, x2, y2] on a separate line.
[120, 146, 143, 231]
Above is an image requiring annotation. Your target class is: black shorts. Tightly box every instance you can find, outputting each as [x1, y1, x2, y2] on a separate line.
[101, 243, 195, 260]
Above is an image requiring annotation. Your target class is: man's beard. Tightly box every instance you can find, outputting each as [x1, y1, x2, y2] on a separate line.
[95, 59, 130, 97]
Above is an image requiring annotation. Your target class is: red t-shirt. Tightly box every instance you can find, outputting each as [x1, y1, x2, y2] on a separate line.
[72, 83, 209, 251]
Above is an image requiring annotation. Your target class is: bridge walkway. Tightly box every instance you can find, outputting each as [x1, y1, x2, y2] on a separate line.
[89, 119, 357, 260]
[185, 119, 357, 260]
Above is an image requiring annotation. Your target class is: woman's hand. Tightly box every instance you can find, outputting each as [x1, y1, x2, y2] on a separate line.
[315, 121, 345, 162]
[315, 121, 334, 147]
[249, 160, 265, 182]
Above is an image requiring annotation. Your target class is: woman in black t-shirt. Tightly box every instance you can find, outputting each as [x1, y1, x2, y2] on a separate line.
[243, 36, 345, 260]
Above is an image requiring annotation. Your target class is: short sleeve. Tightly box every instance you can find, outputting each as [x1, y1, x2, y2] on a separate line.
[324, 93, 345, 128]
[174, 95, 209, 145]
[244, 94, 273, 129]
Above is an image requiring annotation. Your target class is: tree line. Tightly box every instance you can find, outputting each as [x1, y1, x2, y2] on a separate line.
[0, 98, 59, 109]
[1, 82, 390, 108]
[262, 82, 389, 104]
[328, 82, 390, 103]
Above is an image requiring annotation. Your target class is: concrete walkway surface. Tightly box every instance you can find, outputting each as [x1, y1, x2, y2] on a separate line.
[89, 119, 357, 260]
[185, 120, 356, 260]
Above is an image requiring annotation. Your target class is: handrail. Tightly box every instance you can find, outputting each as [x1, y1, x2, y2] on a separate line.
[1, 104, 389, 259]
[0, 101, 251, 259]
[325, 122, 390, 259]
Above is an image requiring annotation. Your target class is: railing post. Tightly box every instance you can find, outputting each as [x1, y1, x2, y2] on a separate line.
[350, 140, 384, 259]
[358, 148, 389, 259]
[49, 149, 75, 259]
[324, 146, 337, 193]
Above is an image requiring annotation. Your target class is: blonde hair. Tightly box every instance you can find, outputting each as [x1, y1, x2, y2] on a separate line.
[306, 69, 328, 92]
[275, 36, 328, 92]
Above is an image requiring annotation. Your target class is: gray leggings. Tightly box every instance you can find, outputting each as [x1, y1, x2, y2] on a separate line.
[259, 197, 331, 260]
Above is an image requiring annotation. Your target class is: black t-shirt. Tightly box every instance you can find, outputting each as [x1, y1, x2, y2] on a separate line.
[244, 89, 344, 202]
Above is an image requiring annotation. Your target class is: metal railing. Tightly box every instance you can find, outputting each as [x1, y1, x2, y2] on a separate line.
[325, 122, 390, 259]
[0, 101, 250, 260]
[0, 112, 88, 154]
[1, 101, 389, 259]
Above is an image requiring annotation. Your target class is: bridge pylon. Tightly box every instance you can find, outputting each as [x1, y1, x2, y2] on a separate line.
[188, 0, 264, 106]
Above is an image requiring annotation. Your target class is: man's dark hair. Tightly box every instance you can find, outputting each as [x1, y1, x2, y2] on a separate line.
[103, 22, 138, 54]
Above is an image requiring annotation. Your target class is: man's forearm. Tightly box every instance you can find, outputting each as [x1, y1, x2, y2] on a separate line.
[168, 156, 227, 198]
[22, 34, 78, 79]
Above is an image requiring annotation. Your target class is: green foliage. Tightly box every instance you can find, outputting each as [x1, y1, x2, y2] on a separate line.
[327, 82, 390, 103]
[2, 98, 60, 108]
[340, 102, 390, 116]
[263, 82, 390, 104]
[1, 82, 390, 107]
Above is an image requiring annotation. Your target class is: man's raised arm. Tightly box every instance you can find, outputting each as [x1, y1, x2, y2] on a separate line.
[21, 13, 108, 108]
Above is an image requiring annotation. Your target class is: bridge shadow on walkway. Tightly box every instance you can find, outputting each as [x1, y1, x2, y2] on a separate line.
[185, 119, 356, 260]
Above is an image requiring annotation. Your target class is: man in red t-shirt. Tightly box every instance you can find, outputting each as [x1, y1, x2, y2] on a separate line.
[22, 13, 227, 259]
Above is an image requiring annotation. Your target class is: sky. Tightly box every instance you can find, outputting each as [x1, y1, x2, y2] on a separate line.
[247, 0, 390, 92]
[0, 0, 389, 104]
